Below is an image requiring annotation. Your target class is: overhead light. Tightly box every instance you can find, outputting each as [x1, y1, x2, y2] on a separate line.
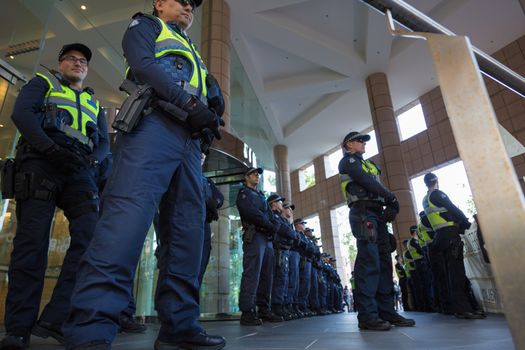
[80, 5, 87, 10]
[0, 124, 4, 127]
[9, 56, 14, 60]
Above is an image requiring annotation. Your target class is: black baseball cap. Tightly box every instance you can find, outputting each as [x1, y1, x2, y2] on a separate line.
[293, 218, 307, 225]
[58, 43, 92, 62]
[424, 172, 438, 187]
[342, 131, 371, 145]
[283, 203, 295, 210]
[244, 167, 263, 176]
[267, 194, 285, 204]
[410, 225, 418, 233]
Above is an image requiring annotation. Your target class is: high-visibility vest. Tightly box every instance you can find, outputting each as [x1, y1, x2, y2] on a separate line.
[339, 156, 383, 206]
[423, 190, 454, 231]
[417, 221, 433, 247]
[36, 71, 99, 143]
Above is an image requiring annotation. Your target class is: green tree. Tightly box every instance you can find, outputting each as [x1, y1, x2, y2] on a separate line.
[342, 230, 357, 266]
[466, 195, 477, 216]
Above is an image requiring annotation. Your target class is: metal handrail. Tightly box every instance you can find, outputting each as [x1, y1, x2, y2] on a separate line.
[358, 0, 525, 98]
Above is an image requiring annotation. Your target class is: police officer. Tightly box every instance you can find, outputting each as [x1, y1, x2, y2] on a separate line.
[63, 1, 226, 349]
[199, 152, 224, 286]
[268, 197, 297, 321]
[394, 255, 410, 311]
[305, 228, 322, 315]
[0, 43, 109, 349]
[338, 131, 415, 331]
[236, 167, 277, 325]
[422, 173, 483, 319]
[408, 225, 433, 312]
[294, 218, 314, 316]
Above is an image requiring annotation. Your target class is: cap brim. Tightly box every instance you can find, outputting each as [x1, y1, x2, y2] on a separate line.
[59, 43, 92, 62]
[348, 133, 371, 142]
[245, 167, 263, 176]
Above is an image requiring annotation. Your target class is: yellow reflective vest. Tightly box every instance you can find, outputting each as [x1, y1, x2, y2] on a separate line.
[339, 157, 383, 206]
[422, 189, 455, 231]
[36, 71, 100, 143]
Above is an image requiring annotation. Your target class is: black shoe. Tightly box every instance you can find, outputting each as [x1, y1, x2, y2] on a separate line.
[71, 340, 111, 350]
[0, 333, 30, 350]
[118, 314, 147, 333]
[358, 318, 392, 331]
[258, 309, 283, 323]
[154, 332, 226, 350]
[240, 310, 263, 326]
[454, 312, 485, 319]
[382, 314, 416, 327]
[32, 320, 64, 344]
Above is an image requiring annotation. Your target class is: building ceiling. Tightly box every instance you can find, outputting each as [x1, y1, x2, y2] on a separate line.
[227, 0, 525, 170]
[0, 0, 524, 170]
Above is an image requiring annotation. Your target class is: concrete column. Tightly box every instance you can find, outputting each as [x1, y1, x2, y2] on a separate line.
[201, 0, 231, 131]
[366, 73, 417, 249]
[274, 145, 292, 201]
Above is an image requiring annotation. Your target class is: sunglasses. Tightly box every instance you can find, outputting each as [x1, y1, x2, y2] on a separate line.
[175, 0, 196, 10]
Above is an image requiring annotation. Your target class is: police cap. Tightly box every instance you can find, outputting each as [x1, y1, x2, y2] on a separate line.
[244, 167, 263, 176]
[342, 131, 371, 145]
[424, 172, 438, 187]
[267, 194, 285, 204]
[59, 43, 92, 62]
[293, 218, 307, 225]
[283, 203, 295, 210]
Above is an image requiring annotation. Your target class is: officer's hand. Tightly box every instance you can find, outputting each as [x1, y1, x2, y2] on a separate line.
[385, 194, 399, 211]
[44, 144, 89, 174]
[459, 220, 471, 230]
[205, 197, 219, 222]
[381, 206, 398, 223]
[183, 96, 222, 140]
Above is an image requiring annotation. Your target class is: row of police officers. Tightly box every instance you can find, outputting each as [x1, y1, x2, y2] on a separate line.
[236, 166, 345, 326]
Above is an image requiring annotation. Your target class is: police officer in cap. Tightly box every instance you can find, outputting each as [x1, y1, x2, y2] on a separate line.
[1, 43, 109, 350]
[422, 173, 484, 319]
[338, 131, 415, 330]
[64, 0, 226, 349]
[236, 167, 278, 325]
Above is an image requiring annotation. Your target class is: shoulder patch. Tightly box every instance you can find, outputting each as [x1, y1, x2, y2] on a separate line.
[128, 19, 140, 28]
[440, 193, 447, 199]
[349, 157, 356, 163]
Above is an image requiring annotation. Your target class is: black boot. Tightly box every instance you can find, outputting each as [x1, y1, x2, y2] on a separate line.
[155, 332, 225, 350]
[119, 314, 147, 333]
[32, 320, 65, 344]
[240, 310, 263, 326]
[0, 331, 30, 350]
[381, 313, 416, 327]
[358, 318, 392, 331]
[259, 308, 283, 323]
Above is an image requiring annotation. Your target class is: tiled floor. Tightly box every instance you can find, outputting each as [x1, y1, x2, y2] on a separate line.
[9, 312, 515, 350]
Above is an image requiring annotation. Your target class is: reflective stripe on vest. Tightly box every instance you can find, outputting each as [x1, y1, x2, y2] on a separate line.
[417, 222, 433, 247]
[144, 14, 208, 102]
[36, 72, 99, 140]
[339, 157, 383, 206]
[407, 238, 423, 260]
[422, 190, 455, 231]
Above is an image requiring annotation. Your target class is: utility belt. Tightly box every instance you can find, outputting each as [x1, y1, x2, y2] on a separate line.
[42, 104, 94, 151]
[242, 223, 273, 243]
[113, 79, 207, 134]
[351, 200, 384, 212]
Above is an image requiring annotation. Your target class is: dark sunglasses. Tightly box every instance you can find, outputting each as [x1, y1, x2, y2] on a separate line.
[175, 0, 195, 10]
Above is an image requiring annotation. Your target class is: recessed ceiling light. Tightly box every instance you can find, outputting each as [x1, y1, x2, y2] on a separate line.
[0, 124, 4, 127]
[9, 56, 14, 59]
[80, 5, 87, 10]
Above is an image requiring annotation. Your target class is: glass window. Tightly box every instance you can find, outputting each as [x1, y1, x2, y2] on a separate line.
[332, 204, 354, 283]
[410, 160, 477, 217]
[397, 103, 427, 141]
[363, 130, 378, 160]
[299, 164, 316, 191]
[325, 148, 343, 178]
[263, 170, 276, 194]
[304, 213, 320, 238]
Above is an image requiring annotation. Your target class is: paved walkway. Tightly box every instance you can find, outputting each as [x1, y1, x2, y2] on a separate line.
[10, 312, 514, 349]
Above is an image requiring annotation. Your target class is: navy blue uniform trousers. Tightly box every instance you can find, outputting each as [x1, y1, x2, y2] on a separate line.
[350, 208, 397, 322]
[239, 232, 274, 312]
[64, 113, 205, 347]
[5, 156, 98, 332]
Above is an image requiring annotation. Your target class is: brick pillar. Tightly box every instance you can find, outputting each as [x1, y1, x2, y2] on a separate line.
[366, 73, 417, 248]
[274, 145, 292, 201]
[201, 0, 231, 131]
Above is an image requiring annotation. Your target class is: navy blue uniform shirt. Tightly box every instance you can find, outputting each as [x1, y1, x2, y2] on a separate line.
[236, 186, 274, 231]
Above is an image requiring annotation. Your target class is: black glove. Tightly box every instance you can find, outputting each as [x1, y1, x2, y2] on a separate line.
[205, 197, 219, 223]
[44, 144, 89, 174]
[206, 74, 225, 117]
[183, 96, 222, 140]
[459, 220, 471, 230]
[381, 205, 398, 223]
[385, 194, 399, 211]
